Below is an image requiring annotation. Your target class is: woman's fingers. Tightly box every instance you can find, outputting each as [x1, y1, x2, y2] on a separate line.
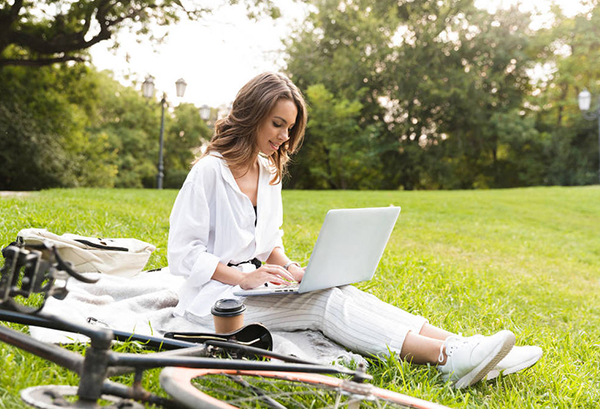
[239, 264, 298, 289]
[260, 264, 296, 282]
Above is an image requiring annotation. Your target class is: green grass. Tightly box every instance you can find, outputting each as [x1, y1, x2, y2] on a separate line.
[1, 186, 600, 408]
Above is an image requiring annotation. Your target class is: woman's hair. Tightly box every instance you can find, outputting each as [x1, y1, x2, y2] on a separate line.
[202, 72, 307, 184]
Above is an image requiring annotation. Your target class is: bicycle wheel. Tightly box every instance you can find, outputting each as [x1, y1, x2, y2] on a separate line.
[20, 385, 144, 409]
[160, 367, 448, 409]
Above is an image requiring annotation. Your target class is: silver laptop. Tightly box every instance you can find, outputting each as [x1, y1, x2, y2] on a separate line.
[233, 206, 400, 296]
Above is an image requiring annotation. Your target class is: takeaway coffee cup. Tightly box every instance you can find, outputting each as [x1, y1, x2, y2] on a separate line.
[211, 298, 246, 334]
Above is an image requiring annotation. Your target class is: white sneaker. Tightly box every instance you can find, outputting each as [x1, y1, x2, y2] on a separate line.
[486, 345, 543, 380]
[438, 330, 516, 388]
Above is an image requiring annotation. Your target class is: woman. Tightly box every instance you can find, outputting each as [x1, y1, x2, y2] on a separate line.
[168, 72, 542, 389]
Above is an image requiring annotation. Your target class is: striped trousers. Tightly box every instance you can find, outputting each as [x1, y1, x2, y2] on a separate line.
[189, 285, 427, 356]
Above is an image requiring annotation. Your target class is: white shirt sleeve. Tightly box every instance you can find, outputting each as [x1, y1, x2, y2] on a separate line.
[167, 167, 220, 288]
[167, 154, 286, 318]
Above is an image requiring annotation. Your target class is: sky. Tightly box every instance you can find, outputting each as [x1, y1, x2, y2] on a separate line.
[89, 0, 591, 109]
[90, 0, 308, 108]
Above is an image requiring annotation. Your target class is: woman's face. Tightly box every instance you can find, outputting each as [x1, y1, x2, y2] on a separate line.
[256, 98, 298, 156]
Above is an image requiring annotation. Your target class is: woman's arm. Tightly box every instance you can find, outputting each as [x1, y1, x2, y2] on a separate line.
[168, 176, 221, 287]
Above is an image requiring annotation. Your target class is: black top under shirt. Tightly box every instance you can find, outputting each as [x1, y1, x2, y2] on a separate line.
[226, 206, 259, 269]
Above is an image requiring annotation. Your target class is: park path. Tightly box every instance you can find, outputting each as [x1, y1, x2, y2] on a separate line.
[0, 191, 31, 198]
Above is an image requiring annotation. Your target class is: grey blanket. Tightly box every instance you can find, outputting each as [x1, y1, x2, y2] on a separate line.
[30, 269, 366, 366]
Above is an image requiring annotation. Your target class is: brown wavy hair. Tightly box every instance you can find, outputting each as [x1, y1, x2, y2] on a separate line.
[202, 72, 307, 184]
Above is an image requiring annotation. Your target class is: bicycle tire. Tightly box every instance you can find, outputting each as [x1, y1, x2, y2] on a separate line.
[160, 367, 448, 409]
[20, 385, 144, 409]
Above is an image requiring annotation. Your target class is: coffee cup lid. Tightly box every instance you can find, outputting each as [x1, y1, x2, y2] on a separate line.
[211, 298, 246, 317]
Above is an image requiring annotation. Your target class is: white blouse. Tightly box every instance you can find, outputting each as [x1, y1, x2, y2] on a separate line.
[168, 153, 284, 318]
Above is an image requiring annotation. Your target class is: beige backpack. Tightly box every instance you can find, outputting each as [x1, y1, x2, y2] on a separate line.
[17, 228, 156, 277]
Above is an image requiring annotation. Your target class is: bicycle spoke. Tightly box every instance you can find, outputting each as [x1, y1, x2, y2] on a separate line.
[227, 374, 287, 409]
[192, 374, 403, 408]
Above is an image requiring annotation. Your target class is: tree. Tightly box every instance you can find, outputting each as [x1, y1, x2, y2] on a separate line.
[163, 102, 212, 188]
[86, 70, 161, 188]
[285, 0, 537, 189]
[0, 63, 212, 190]
[420, 5, 536, 188]
[87, 71, 212, 189]
[0, 0, 280, 67]
[0, 0, 281, 190]
[526, 1, 600, 185]
[286, 84, 384, 189]
[284, 0, 403, 188]
[0, 64, 118, 189]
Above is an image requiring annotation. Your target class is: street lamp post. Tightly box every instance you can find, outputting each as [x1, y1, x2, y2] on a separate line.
[578, 89, 600, 185]
[142, 77, 187, 189]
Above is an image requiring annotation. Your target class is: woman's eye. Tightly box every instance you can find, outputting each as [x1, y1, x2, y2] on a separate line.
[273, 122, 282, 128]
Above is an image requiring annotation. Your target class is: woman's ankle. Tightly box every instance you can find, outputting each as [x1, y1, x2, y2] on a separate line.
[400, 331, 446, 365]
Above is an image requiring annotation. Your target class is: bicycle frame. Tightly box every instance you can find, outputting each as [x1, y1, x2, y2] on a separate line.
[0, 307, 364, 408]
[0, 241, 372, 408]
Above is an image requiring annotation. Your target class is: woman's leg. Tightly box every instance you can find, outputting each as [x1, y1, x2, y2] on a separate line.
[400, 323, 459, 365]
[419, 323, 455, 341]
[244, 286, 510, 369]
[243, 285, 429, 357]
[400, 331, 445, 365]
[184, 286, 519, 387]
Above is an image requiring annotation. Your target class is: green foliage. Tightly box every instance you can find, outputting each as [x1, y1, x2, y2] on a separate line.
[162, 102, 211, 189]
[526, 2, 600, 186]
[165, 103, 211, 172]
[285, 0, 600, 189]
[91, 75, 210, 189]
[0, 0, 274, 191]
[0, 64, 118, 190]
[0, 66, 208, 190]
[488, 110, 545, 187]
[88, 71, 160, 188]
[2, 0, 600, 191]
[1, 187, 600, 407]
[285, 0, 535, 189]
[287, 84, 383, 189]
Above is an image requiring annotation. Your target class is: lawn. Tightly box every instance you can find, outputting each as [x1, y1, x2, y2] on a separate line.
[1, 186, 599, 408]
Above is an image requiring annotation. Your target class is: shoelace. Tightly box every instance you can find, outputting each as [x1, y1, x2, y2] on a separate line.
[438, 333, 466, 364]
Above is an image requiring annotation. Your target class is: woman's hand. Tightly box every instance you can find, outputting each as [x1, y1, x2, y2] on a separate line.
[287, 263, 305, 283]
[238, 264, 296, 290]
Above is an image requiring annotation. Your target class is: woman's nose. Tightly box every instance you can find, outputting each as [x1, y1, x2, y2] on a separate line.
[279, 130, 290, 141]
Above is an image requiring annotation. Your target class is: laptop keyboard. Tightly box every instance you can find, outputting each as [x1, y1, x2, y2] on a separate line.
[266, 282, 299, 292]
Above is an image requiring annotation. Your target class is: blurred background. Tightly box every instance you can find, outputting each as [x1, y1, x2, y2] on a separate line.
[1, 0, 599, 191]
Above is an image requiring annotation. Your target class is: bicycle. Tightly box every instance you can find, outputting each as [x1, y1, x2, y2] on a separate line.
[0, 241, 448, 409]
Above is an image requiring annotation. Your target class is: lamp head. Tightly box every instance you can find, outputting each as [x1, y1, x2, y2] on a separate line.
[578, 89, 591, 111]
[199, 104, 211, 121]
[142, 76, 155, 99]
[175, 78, 187, 98]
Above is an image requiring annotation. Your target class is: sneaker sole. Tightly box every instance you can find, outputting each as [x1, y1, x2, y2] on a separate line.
[454, 331, 516, 389]
[486, 348, 543, 381]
